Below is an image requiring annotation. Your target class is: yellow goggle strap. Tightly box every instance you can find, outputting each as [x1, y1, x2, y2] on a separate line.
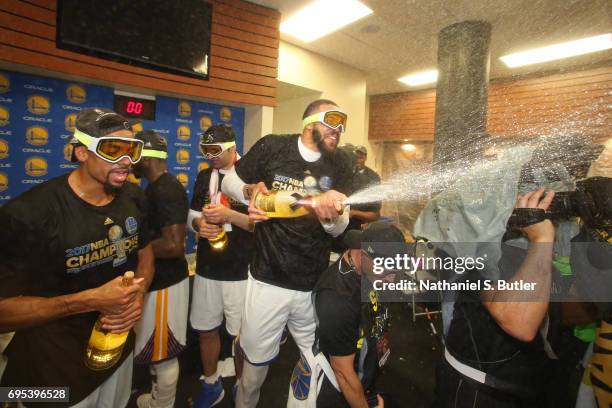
[141, 149, 168, 159]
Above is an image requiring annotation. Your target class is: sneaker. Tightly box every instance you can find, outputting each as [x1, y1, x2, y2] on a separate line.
[194, 378, 225, 408]
[280, 326, 289, 345]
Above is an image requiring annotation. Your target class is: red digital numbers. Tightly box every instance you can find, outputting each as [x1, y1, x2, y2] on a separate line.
[126, 101, 143, 114]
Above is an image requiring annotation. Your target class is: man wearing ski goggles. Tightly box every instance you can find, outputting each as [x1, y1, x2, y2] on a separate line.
[69, 108, 144, 196]
[72, 128, 144, 164]
[302, 110, 347, 134]
[199, 140, 236, 159]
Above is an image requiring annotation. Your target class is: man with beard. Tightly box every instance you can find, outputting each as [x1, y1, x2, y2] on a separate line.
[0, 108, 154, 407]
[221, 99, 352, 407]
[132, 130, 190, 408]
[188, 124, 253, 408]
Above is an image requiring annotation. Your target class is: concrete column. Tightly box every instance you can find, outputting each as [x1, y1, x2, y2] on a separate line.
[433, 21, 492, 165]
[244, 105, 274, 152]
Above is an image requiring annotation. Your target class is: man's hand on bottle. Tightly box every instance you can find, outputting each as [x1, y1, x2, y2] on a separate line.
[197, 216, 224, 239]
[516, 188, 556, 243]
[203, 204, 230, 225]
[99, 292, 143, 333]
[89, 276, 145, 333]
[312, 190, 347, 222]
[248, 181, 270, 223]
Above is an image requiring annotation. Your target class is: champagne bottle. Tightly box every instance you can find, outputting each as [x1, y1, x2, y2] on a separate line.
[84, 271, 134, 370]
[253, 190, 313, 218]
[203, 198, 229, 251]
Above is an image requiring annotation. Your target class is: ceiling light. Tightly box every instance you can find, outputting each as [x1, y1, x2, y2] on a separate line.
[402, 143, 416, 152]
[398, 70, 438, 86]
[280, 0, 373, 43]
[500, 33, 612, 68]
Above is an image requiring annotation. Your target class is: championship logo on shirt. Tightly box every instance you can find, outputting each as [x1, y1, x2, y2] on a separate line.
[199, 115, 212, 131]
[131, 122, 143, 133]
[26, 126, 48, 146]
[0, 139, 8, 159]
[27, 95, 50, 115]
[64, 113, 77, 132]
[176, 149, 190, 164]
[0, 106, 9, 127]
[178, 101, 192, 117]
[63, 143, 74, 161]
[198, 162, 209, 172]
[108, 225, 127, 267]
[0, 172, 7, 192]
[66, 84, 87, 104]
[125, 216, 138, 235]
[220, 107, 232, 122]
[177, 125, 191, 141]
[0, 73, 10, 93]
[176, 172, 189, 188]
[25, 156, 48, 177]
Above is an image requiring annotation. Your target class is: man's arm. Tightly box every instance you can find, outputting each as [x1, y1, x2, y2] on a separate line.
[0, 276, 143, 333]
[482, 188, 555, 342]
[202, 205, 254, 232]
[349, 209, 380, 223]
[330, 354, 369, 408]
[151, 224, 186, 258]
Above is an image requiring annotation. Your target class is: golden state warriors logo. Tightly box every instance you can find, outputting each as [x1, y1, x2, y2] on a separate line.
[63, 143, 74, 161]
[200, 115, 212, 131]
[127, 173, 141, 186]
[0, 73, 9, 93]
[178, 101, 192, 117]
[65, 113, 77, 132]
[176, 149, 190, 164]
[0, 106, 9, 127]
[66, 84, 86, 104]
[198, 162, 209, 172]
[25, 156, 48, 177]
[27, 95, 50, 115]
[26, 126, 48, 146]
[131, 122, 143, 133]
[0, 172, 7, 192]
[177, 125, 191, 141]
[0, 139, 8, 159]
[176, 172, 189, 188]
[220, 107, 232, 122]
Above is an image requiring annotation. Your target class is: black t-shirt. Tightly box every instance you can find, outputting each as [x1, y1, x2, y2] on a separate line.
[191, 166, 253, 281]
[314, 259, 379, 408]
[0, 174, 150, 406]
[234, 134, 351, 291]
[445, 244, 550, 397]
[145, 172, 189, 291]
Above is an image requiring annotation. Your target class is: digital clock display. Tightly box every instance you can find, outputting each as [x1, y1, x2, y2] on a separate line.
[114, 94, 156, 120]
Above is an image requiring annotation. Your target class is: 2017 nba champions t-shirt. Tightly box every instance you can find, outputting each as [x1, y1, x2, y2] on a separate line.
[0, 173, 150, 406]
[234, 134, 351, 291]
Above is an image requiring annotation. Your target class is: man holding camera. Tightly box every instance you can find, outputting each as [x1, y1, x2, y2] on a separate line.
[433, 188, 556, 407]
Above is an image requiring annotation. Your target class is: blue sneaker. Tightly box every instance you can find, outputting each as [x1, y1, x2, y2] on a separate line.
[194, 378, 225, 408]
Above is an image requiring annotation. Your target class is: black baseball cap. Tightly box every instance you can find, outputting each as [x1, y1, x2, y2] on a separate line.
[200, 124, 236, 144]
[354, 145, 367, 155]
[344, 221, 405, 258]
[69, 108, 139, 161]
[136, 130, 168, 158]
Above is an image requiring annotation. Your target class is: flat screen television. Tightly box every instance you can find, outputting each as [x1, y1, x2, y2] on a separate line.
[57, 0, 212, 79]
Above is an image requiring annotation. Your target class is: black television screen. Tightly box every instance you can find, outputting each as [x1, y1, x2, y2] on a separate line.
[57, 0, 212, 79]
